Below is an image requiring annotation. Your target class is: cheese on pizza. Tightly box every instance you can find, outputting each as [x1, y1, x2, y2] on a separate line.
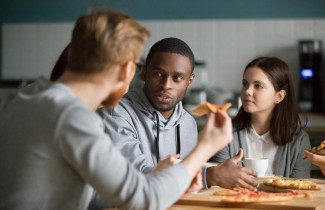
[263, 176, 322, 190]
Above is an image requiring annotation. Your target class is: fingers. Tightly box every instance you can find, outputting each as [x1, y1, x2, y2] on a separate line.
[185, 172, 203, 194]
[232, 148, 243, 164]
[173, 154, 181, 159]
[206, 109, 228, 128]
[241, 166, 258, 178]
[205, 111, 216, 129]
[303, 150, 313, 159]
[304, 150, 319, 162]
[215, 110, 228, 127]
[160, 154, 180, 161]
[236, 177, 259, 192]
[304, 150, 325, 167]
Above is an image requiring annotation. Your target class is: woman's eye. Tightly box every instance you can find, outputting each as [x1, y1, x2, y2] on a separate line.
[242, 81, 247, 87]
[255, 84, 263, 89]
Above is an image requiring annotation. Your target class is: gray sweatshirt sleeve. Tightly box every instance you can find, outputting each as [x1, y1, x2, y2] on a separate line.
[211, 145, 231, 163]
[290, 130, 311, 178]
[56, 105, 191, 210]
[98, 108, 155, 174]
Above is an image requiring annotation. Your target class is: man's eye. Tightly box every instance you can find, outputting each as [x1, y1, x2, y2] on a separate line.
[242, 81, 247, 87]
[174, 76, 183, 81]
[153, 72, 162, 77]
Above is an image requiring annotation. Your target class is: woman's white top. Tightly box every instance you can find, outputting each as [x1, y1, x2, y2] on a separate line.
[245, 126, 279, 176]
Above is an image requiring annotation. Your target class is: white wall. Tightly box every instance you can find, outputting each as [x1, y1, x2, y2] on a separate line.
[2, 18, 325, 93]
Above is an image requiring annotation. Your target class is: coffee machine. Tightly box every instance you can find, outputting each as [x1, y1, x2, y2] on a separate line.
[298, 40, 324, 113]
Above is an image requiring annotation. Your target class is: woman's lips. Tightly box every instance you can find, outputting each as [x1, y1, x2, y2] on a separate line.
[245, 100, 254, 104]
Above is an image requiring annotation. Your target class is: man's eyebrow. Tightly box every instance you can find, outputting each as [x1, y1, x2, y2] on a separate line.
[151, 66, 165, 71]
[174, 71, 186, 76]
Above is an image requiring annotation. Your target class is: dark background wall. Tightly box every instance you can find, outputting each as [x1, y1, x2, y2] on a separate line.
[1, 0, 325, 77]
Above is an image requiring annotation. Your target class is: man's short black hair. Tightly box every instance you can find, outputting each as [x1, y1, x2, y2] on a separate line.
[145, 37, 195, 73]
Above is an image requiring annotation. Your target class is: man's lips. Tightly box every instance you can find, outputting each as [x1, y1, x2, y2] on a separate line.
[155, 93, 173, 103]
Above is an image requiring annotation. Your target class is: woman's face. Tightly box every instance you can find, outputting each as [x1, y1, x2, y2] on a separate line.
[240, 67, 280, 117]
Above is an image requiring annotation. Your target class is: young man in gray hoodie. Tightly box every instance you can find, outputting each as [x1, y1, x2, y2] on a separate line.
[98, 37, 259, 191]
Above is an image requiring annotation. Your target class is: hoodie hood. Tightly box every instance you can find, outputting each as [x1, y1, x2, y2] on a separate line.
[123, 88, 185, 130]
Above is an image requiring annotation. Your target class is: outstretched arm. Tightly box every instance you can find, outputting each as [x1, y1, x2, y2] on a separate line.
[304, 150, 325, 176]
[60, 107, 233, 210]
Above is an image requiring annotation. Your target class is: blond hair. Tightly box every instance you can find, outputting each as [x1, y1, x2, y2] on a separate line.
[68, 10, 150, 74]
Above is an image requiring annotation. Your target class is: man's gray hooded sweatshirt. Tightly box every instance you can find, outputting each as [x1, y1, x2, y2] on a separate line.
[98, 88, 209, 188]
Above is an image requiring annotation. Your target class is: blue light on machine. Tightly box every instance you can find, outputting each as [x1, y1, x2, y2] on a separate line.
[301, 69, 313, 79]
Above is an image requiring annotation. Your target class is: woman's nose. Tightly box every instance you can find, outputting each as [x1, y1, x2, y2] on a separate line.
[244, 85, 253, 96]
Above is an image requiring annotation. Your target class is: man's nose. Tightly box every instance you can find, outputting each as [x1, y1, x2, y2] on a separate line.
[161, 77, 173, 89]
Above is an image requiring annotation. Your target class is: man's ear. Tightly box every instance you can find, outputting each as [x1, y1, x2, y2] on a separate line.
[275, 90, 286, 104]
[187, 74, 195, 89]
[119, 61, 136, 84]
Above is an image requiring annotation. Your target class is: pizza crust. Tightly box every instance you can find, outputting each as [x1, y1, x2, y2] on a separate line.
[221, 195, 293, 203]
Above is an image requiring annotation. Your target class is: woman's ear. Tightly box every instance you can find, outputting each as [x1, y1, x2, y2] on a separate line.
[275, 90, 286, 104]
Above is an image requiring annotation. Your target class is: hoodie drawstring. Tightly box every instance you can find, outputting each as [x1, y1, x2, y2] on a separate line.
[155, 112, 180, 162]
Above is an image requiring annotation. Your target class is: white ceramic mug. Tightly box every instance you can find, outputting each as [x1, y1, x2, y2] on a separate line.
[243, 158, 268, 177]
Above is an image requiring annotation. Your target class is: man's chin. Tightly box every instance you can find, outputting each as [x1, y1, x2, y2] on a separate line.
[153, 104, 174, 112]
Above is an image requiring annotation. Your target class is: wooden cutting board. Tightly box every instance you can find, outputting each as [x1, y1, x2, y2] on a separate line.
[176, 178, 325, 210]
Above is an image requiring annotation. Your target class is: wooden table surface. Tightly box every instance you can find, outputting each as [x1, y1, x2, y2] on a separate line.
[103, 178, 325, 210]
[174, 178, 325, 210]
[168, 205, 258, 210]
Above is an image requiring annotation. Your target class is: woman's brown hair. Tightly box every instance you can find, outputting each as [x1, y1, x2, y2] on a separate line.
[233, 57, 306, 146]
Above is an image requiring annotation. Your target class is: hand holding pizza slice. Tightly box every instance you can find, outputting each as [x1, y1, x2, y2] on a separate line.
[303, 140, 325, 160]
[192, 102, 232, 128]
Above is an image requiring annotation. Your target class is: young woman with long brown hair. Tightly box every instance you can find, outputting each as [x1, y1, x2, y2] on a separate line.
[212, 57, 311, 178]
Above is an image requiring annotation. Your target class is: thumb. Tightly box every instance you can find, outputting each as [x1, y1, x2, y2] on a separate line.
[232, 148, 243, 163]
[303, 150, 312, 159]
[174, 154, 181, 159]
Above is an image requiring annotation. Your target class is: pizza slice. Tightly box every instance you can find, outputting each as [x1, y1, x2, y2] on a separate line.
[221, 193, 294, 203]
[191, 102, 232, 116]
[214, 187, 311, 203]
[303, 140, 325, 160]
[213, 188, 251, 196]
[263, 176, 322, 190]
